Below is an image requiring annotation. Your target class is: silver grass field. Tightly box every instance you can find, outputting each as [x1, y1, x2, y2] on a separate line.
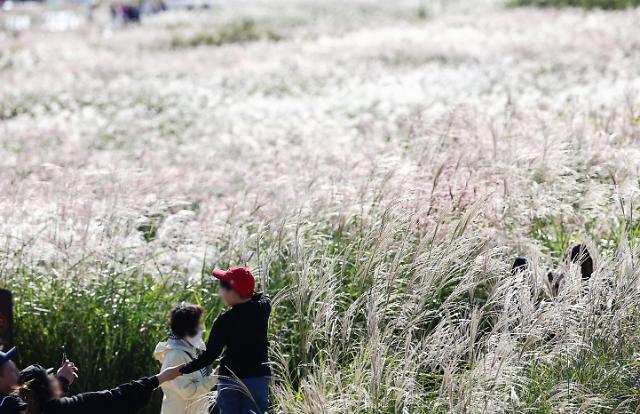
[1, 0, 640, 412]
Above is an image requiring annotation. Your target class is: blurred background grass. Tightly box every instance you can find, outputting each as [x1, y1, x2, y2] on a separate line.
[2, 0, 640, 412]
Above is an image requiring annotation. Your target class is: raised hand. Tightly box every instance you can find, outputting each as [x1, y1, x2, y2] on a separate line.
[57, 361, 79, 384]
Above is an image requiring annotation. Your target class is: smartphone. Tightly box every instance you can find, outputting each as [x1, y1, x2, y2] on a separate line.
[62, 345, 69, 363]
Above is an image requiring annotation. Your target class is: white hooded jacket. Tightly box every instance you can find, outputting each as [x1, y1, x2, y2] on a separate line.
[154, 338, 218, 414]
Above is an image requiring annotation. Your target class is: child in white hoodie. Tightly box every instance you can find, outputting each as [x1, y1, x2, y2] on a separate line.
[154, 303, 218, 414]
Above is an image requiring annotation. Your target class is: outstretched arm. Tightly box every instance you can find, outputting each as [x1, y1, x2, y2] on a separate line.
[45, 365, 183, 414]
[181, 316, 227, 375]
[162, 350, 217, 400]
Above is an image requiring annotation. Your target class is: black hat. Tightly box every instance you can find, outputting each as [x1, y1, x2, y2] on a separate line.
[0, 347, 17, 367]
[19, 364, 54, 402]
[19, 364, 49, 387]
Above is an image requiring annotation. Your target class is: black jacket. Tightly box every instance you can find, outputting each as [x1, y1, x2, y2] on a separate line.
[1, 374, 72, 413]
[0, 394, 26, 414]
[41, 376, 159, 414]
[182, 293, 271, 378]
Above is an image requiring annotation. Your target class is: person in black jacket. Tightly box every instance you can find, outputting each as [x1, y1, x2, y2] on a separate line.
[0, 347, 25, 414]
[180, 266, 271, 414]
[17, 362, 184, 414]
[0, 347, 81, 414]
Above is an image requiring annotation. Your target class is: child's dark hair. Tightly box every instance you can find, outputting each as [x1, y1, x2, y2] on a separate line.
[17, 382, 41, 414]
[169, 302, 203, 338]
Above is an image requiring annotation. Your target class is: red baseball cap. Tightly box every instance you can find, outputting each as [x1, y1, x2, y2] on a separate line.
[212, 266, 255, 298]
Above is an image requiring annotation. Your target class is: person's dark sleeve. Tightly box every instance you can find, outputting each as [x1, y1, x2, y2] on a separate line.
[0, 395, 27, 414]
[181, 315, 227, 374]
[44, 376, 159, 414]
[56, 375, 70, 396]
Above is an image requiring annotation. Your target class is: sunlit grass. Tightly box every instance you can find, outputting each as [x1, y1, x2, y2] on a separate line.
[1, 0, 640, 413]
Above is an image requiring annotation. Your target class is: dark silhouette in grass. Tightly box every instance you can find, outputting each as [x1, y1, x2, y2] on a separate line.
[511, 243, 594, 298]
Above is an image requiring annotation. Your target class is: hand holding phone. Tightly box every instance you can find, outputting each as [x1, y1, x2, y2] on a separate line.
[58, 345, 78, 384]
[57, 362, 79, 384]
